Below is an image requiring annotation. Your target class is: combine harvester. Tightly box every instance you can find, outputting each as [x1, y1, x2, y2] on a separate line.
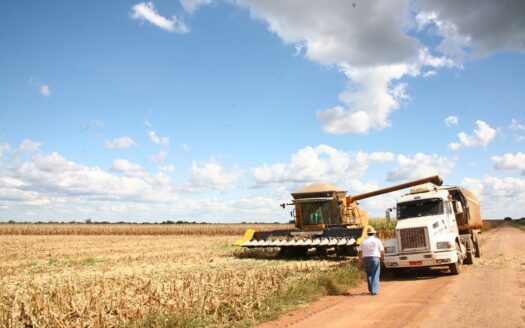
[235, 176, 443, 256]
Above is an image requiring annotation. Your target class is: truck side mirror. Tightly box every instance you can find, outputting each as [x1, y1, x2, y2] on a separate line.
[453, 201, 463, 214]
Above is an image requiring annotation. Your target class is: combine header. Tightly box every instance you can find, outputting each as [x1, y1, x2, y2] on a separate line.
[234, 176, 443, 256]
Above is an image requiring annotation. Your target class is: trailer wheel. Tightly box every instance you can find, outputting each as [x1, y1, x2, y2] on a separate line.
[464, 239, 475, 265]
[474, 234, 481, 258]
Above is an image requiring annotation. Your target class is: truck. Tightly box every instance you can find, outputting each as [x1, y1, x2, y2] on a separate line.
[383, 177, 483, 275]
[234, 176, 444, 257]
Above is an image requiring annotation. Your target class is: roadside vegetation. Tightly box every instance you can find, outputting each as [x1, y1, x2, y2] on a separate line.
[510, 218, 525, 231]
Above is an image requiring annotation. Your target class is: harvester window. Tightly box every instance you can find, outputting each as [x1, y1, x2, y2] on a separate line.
[300, 201, 341, 226]
[397, 198, 444, 220]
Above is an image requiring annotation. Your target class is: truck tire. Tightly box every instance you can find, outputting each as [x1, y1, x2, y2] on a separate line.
[474, 234, 481, 258]
[449, 243, 462, 275]
[464, 239, 475, 265]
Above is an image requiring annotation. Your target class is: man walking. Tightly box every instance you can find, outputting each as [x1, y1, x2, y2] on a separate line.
[358, 226, 385, 295]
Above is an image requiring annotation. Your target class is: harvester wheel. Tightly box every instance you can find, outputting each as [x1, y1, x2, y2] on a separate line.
[336, 245, 358, 257]
[278, 247, 308, 258]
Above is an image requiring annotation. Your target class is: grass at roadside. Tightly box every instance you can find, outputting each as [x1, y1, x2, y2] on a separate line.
[510, 219, 525, 231]
[128, 259, 363, 328]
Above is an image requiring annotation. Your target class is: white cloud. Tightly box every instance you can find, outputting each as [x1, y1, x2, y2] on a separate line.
[510, 119, 525, 131]
[252, 145, 394, 185]
[159, 164, 176, 173]
[444, 115, 458, 126]
[386, 153, 455, 181]
[150, 149, 168, 163]
[131, 2, 189, 33]
[510, 119, 525, 142]
[148, 131, 170, 147]
[449, 120, 496, 150]
[447, 142, 461, 151]
[492, 152, 525, 174]
[462, 176, 525, 219]
[180, 0, 213, 13]
[458, 120, 496, 148]
[234, 0, 524, 134]
[106, 136, 136, 149]
[186, 158, 244, 192]
[110, 159, 146, 177]
[17, 139, 41, 153]
[317, 64, 413, 134]
[29, 77, 51, 97]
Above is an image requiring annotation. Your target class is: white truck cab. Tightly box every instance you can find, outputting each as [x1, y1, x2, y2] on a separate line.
[384, 185, 468, 275]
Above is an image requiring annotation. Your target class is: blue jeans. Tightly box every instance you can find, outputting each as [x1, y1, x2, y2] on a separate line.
[364, 257, 381, 295]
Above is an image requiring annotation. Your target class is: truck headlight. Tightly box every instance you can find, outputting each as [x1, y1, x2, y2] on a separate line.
[436, 241, 453, 249]
[384, 246, 396, 254]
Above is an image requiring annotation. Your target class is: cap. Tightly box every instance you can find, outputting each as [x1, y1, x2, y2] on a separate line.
[366, 226, 376, 235]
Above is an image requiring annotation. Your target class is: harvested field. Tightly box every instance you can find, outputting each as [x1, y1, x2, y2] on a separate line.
[0, 224, 353, 327]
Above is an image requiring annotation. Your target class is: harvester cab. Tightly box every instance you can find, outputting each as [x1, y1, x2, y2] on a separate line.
[234, 176, 443, 257]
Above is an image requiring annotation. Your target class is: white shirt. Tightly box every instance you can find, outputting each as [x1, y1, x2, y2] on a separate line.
[359, 235, 384, 258]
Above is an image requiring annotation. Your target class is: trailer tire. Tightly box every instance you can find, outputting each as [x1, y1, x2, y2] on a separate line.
[464, 239, 475, 265]
[474, 234, 481, 258]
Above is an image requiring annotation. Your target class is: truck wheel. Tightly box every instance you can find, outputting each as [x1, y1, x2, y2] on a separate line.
[474, 234, 481, 258]
[464, 240, 475, 265]
[449, 261, 461, 275]
[449, 243, 462, 275]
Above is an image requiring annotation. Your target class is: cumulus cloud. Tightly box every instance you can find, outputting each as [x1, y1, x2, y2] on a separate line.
[148, 131, 170, 147]
[150, 150, 168, 163]
[448, 120, 496, 150]
[29, 77, 51, 97]
[17, 139, 41, 153]
[110, 159, 147, 178]
[317, 64, 412, 134]
[444, 115, 458, 126]
[106, 136, 136, 149]
[492, 152, 525, 174]
[185, 158, 244, 192]
[462, 176, 525, 219]
[131, 2, 189, 33]
[386, 153, 456, 181]
[234, 0, 524, 134]
[414, 0, 525, 58]
[252, 145, 394, 185]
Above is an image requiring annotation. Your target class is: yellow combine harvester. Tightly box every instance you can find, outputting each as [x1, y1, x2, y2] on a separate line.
[234, 176, 443, 256]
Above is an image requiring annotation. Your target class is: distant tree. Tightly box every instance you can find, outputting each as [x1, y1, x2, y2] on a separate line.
[288, 219, 295, 224]
[504, 217, 512, 221]
[85, 218, 92, 224]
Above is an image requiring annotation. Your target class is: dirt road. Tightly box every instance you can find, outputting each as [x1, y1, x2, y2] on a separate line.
[259, 224, 525, 328]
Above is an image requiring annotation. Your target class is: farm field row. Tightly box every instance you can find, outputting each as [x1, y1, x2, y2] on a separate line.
[0, 226, 346, 327]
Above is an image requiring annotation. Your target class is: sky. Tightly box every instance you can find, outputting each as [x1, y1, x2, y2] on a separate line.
[1, 0, 524, 222]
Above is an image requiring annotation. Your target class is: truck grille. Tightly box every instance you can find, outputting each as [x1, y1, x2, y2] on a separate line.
[399, 227, 428, 250]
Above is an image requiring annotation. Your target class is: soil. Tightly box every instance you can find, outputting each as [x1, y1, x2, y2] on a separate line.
[258, 224, 525, 328]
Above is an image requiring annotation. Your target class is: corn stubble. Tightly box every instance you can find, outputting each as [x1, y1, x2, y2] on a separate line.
[0, 225, 332, 327]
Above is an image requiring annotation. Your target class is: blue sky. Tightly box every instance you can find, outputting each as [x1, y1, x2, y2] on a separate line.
[1, 0, 524, 222]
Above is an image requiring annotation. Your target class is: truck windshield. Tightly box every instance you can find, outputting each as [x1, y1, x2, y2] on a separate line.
[397, 198, 444, 220]
[300, 201, 341, 226]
